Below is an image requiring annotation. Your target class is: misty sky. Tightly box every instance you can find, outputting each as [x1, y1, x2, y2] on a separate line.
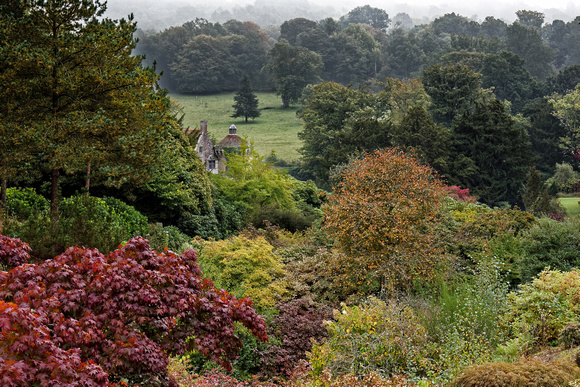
[104, 0, 580, 31]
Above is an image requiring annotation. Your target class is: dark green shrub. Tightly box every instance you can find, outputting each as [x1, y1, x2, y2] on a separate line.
[452, 358, 580, 386]
[58, 195, 135, 252]
[146, 224, 191, 253]
[560, 323, 580, 349]
[101, 196, 148, 237]
[4, 195, 150, 260]
[516, 217, 580, 283]
[252, 205, 317, 232]
[177, 195, 249, 239]
[4, 188, 49, 220]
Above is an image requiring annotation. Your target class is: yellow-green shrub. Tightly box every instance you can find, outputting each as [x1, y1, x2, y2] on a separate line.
[197, 235, 287, 311]
[451, 358, 580, 387]
[505, 269, 580, 347]
[309, 297, 432, 379]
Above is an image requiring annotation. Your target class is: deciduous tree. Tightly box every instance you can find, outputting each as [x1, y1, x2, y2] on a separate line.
[266, 40, 323, 108]
[323, 148, 448, 295]
[550, 84, 580, 162]
[340, 5, 391, 31]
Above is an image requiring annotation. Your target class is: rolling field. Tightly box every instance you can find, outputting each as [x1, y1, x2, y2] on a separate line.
[558, 197, 580, 217]
[170, 92, 304, 161]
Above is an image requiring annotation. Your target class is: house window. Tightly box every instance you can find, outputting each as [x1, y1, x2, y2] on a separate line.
[199, 146, 203, 153]
[208, 160, 216, 170]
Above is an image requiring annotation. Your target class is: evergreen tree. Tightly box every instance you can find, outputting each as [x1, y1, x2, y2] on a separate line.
[231, 75, 260, 122]
[450, 99, 532, 207]
[522, 166, 554, 215]
[0, 0, 170, 221]
[394, 106, 450, 174]
[422, 63, 483, 127]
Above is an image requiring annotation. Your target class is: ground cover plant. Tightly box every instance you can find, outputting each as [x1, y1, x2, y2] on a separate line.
[171, 93, 303, 161]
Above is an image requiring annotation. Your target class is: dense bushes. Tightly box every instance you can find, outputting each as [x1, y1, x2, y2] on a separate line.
[197, 234, 288, 311]
[515, 217, 580, 283]
[560, 323, 580, 348]
[3, 194, 149, 259]
[4, 187, 49, 219]
[212, 147, 324, 234]
[452, 358, 580, 387]
[0, 237, 267, 385]
[505, 269, 580, 348]
[310, 297, 432, 379]
[0, 301, 111, 386]
[259, 298, 333, 378]
[0, 235, 30, 270]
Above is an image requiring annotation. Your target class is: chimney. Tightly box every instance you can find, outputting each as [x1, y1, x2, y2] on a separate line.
[201, 120, 208, 134]
[229, 124, 237, 135]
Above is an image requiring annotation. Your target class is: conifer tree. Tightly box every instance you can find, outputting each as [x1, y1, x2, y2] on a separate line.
[0, 0, 171, 222]
[232, 75, 260, 122]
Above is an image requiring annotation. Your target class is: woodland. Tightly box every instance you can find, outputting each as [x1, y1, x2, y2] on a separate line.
[1, 1, 580, 386]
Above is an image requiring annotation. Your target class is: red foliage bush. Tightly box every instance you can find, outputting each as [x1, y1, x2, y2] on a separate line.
[0, 237, 267, 386]
[259, 298, 333, 378]
[0, 235, 30, 268]
[445, 185, 477, 203]
[0, 301, 111, 386]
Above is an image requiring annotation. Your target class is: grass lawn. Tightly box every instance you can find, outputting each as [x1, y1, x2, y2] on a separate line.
[170, 92, 304, 161]
[558, 197, 580, 217]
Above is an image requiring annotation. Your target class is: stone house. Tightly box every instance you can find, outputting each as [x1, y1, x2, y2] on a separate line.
[195, 120, 245, 173]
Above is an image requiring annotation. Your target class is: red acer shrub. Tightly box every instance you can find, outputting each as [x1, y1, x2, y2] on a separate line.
[0, 301, 111, 386]
[258, 298, 333, 378]
[0, 237, 267, 386]
[0, 235, 30, 269]
[445, 186, 477, 203]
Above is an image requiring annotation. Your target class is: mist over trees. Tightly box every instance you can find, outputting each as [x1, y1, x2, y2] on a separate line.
[104, 0, 580, 32]
[137, 6, 580, 97]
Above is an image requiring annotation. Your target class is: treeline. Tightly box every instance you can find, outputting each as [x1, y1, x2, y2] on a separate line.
[138, 7, 580, 97]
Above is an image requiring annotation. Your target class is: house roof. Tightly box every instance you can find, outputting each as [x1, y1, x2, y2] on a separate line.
[218, 134, 243, 148]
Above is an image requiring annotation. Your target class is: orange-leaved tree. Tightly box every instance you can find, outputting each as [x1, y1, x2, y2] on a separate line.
[323, 148, 449, 296]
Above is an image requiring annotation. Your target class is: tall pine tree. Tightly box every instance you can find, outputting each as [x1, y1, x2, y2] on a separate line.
[232, 75, 260, 122]
[0, 0, 171, 221]
[450, 99, 532, 207]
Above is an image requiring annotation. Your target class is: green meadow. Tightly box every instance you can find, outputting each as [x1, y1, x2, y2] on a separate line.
[170, 92, 304, 161]
[558, 197, 580, 217]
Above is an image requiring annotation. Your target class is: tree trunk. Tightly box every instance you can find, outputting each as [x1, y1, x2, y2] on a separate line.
[85, 160, 91, 195]
[281, 96, 289, 109]
[1, 178, 6, 208]
[50, 168, 59, 230]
